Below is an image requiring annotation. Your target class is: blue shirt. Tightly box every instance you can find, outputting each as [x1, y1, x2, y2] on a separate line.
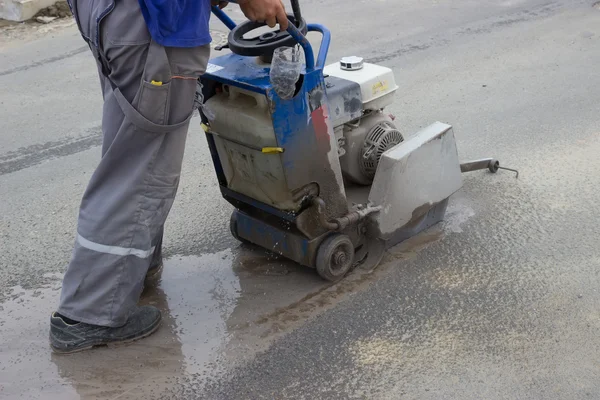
[138, 0, 212, 48]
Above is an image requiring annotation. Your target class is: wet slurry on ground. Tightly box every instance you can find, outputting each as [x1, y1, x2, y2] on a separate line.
[2, 0, 600, 398]
[1, 249, 319, 399]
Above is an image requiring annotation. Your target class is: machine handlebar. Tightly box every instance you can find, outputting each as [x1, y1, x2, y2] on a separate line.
[211, 1, 330, 72]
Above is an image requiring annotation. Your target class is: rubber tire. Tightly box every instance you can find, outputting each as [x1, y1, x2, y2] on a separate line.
[315, 234, 355, 282]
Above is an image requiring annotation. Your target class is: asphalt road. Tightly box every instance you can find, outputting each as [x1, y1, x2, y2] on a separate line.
[1, 0, 600, 398]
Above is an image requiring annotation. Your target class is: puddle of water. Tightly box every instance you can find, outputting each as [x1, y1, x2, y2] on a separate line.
[140, 250, 241, 377]
[1, 250, 243, 399]
[0, 247, 328, 399]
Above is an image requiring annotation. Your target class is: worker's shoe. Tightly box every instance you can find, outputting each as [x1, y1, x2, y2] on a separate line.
[49, 306, 162, 354]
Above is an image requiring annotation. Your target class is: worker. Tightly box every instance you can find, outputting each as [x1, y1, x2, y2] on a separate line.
[49, 0, 289, 353]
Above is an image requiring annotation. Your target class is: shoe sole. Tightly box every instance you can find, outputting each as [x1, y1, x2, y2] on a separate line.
[50, 317, 162, 355]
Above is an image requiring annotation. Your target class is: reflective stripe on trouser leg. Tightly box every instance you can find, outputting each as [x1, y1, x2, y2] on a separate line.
[76, 234, 155, 258]
[58, 0, 210, 327]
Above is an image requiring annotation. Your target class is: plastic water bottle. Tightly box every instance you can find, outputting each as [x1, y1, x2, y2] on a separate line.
[270, 46, 302, 100]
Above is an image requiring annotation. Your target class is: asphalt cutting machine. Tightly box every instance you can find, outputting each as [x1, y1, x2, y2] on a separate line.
[199, 0, 512, 282]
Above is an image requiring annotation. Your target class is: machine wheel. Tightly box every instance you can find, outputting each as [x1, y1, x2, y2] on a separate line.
[315, 234, 355, 282]
[229, 212, 248, 244]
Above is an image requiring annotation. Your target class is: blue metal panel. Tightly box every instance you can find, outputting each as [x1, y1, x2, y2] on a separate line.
[267, 68, 349, 221]
[237, 211, 290, 253]
[204, 54, 272, 93]
[234, 210, 312, 266]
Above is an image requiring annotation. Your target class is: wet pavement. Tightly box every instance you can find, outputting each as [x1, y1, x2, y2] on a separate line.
[2, 0, 600, 398]
[1, 249, 324, 399]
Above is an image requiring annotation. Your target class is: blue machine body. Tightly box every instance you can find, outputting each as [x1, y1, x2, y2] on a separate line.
[200, 8, 350, 267]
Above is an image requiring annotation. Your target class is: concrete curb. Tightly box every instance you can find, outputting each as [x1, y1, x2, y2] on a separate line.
[1, 0, 63, 22]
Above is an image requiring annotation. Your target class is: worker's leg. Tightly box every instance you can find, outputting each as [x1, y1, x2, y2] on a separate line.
[146, 226, 164, 284]
[51, 0, 209, 352]
[99, 61, 164, 287]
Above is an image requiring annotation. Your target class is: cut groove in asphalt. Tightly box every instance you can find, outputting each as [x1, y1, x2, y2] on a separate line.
[0, 29, 226, 77]
[0, 128, 102, 175]
[0, 45, 88, 77]
[365, 1, 565, 64]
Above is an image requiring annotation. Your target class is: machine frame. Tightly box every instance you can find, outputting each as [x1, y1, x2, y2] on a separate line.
[199, 2, 510, 281]
[201, 6, 364, 274]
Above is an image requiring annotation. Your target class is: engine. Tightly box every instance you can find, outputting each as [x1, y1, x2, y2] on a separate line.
[339, 111, 404, 185]
[324, 57, 403, 185]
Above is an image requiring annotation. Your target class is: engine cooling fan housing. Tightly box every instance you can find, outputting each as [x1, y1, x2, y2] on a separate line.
[359, 120, 404, 181]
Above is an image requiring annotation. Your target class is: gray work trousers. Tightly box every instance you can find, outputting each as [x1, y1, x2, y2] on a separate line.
[58, 0, 210, 327]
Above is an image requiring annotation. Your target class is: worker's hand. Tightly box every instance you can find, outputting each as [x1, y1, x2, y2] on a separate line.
[238, 0, 289, 31]
[211, 0, 228, 9]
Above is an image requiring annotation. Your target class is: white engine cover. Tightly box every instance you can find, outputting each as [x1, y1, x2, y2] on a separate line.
[324, 60, 398, 110]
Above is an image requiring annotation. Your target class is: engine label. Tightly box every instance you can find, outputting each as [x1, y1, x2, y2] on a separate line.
[372, 81, 389, 96]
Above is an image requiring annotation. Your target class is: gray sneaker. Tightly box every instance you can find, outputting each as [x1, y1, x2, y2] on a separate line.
[49, 306, 162, 354]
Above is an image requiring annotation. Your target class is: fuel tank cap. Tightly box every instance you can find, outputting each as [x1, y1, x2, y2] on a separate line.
[340, 56, 364, 71]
